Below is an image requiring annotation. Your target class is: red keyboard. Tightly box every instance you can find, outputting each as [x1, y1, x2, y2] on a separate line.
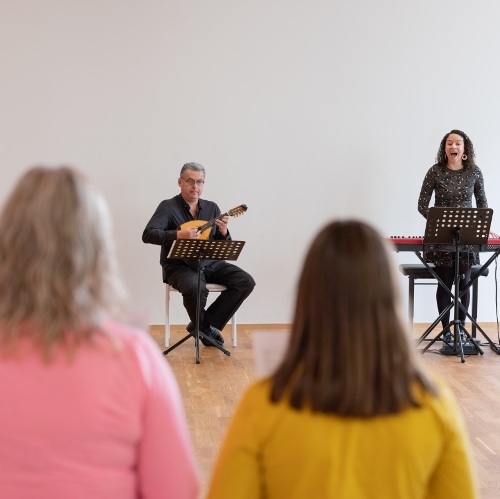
[388, 237, 500, 252]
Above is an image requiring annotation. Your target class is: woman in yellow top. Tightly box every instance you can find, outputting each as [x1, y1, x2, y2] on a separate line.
[207, 220, 477, 499]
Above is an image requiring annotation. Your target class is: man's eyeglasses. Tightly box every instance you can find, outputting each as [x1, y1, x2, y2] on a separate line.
[183, 178, 205, 186]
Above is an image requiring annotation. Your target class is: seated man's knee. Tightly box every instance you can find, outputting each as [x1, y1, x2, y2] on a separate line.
[247, 275, 256, 290]
[232, 269, 255, 290]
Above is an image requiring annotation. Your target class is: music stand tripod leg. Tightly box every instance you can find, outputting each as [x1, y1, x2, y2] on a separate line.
[470, 322, 500, 354]
[421, 207, 493, 361]
[458, 252, 500, 354]
[417, 305, 451, 349]
[412, 252, 472, 357]
[163, 331, 194, 355]
[194, 258, 202, 364]
[441, 229, 485, 361]
[163, 238, 244, 362]
[198, 331, 231, 355]
[195, 254, 231, 361]
[414, 251, 454, 347]
[459, 324, 484, 355]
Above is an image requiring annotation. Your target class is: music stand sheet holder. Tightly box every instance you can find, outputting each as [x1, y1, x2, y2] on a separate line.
[163, 239, 245, 364]
[418, 207, 492, 362]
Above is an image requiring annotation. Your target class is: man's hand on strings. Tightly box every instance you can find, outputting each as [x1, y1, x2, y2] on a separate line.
[215, 216, 229, 237]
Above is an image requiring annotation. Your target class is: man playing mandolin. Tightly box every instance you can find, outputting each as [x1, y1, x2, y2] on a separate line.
[142, 162, 255, 346]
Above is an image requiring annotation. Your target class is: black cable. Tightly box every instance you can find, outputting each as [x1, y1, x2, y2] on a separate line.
[495, 256, 499, 344]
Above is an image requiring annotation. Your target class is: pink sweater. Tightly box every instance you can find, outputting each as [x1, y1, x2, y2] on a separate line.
[0, 321, 200, 499]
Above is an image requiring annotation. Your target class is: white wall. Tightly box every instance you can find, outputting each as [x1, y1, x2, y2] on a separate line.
[1, 0, 500, 326]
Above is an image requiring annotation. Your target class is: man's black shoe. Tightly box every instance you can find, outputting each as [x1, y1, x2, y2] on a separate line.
[200, 326, 224, 347]
[443, 331, 453, 344]
[186, 323, 224, 346]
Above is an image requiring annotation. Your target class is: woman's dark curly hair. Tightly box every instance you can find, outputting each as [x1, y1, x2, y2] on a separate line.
[436, 129, 477, 168]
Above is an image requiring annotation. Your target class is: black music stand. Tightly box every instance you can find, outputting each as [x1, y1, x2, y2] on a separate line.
[417, 207, 492, 362]
[162, 239, 245, 364]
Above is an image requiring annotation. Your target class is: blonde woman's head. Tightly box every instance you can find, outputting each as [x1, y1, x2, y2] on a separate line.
[0, 166, 124, 358]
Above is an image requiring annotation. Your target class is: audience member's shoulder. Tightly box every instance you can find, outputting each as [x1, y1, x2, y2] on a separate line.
[419, 372, 463, 422]
[103, 321, 171, 377]
[240, 378, 273, 405]
[427, 371, 452, 396]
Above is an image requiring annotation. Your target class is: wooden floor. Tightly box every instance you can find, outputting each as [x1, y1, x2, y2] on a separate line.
[149, 323, 500, 498]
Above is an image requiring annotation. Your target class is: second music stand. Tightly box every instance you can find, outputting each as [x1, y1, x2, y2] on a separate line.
[163, 238, 245, 364]
[417, 207, 492, 362]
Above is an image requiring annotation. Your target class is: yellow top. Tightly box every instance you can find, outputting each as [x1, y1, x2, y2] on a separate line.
[207, 376, 477, 499]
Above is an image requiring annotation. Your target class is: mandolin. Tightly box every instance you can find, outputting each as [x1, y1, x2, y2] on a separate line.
[179, 204, 248, 240]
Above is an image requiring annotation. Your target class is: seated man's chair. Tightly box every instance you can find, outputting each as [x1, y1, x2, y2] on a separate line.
[165, 284, 237, 347]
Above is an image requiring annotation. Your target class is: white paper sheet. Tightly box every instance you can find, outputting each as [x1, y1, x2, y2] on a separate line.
[252, 330, 290, 378]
